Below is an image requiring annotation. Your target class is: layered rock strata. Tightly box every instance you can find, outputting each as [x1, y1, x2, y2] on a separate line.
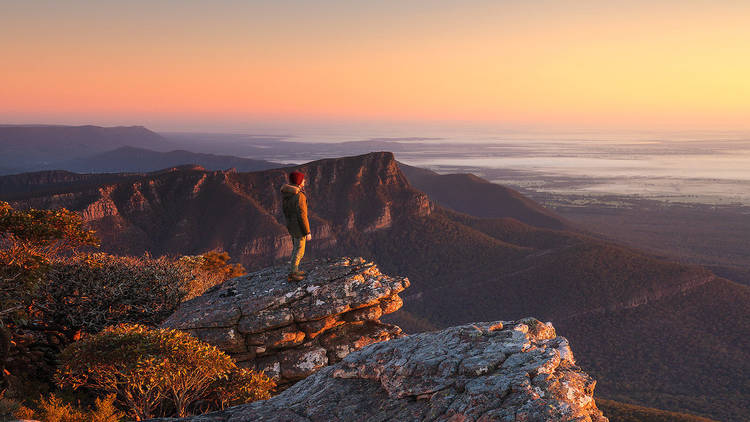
[154, 318, 607, 421]
[162, 257, 407, 386]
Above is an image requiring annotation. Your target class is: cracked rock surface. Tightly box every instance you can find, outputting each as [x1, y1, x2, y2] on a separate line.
[153, 318, 608, 422]
[161, 257, 407, 386]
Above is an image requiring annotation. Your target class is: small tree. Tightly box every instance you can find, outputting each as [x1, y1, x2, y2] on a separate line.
[57, 324, 273, 420]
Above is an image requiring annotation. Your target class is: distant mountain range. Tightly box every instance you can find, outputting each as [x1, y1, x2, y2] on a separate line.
[59, 146, 284, 173]
[0, 125, 167, 172]
[3, 151, 747, 420]
[0, 125, 283, 174]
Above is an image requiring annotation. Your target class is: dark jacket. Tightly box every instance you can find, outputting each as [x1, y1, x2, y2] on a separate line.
[281, 183, 310, 238]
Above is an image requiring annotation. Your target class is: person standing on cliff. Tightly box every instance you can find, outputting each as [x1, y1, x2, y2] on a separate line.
[281, 170, 311, 282]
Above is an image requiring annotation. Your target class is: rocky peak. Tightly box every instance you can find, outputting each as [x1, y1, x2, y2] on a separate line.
[162, 257, 408, 386]
[152, 318, 607, 421]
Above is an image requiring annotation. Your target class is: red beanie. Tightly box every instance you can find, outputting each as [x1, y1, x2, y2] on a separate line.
[289, 171, 305, 185]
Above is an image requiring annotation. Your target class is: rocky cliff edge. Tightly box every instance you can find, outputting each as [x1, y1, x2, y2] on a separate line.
[162, 257, 408, 386]
[154, 318, 607, 421]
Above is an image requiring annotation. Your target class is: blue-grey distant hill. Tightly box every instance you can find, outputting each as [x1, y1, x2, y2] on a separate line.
[59, 146, 284, 173]
[0, 125, 283, 174]
[0, 125, 168, 173]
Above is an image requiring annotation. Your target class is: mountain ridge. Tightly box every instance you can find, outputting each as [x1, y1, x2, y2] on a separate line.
[56, 145, 284, 174]
[0, 125, 169, 173]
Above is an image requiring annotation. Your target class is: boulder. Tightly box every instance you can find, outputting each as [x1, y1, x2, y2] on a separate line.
[151, 318, 607, 421]
[162, 257, 408, 386]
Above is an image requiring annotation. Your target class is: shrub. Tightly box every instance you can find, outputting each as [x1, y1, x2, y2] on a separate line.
[38, 253, 195, 338]
[36, 394, 82, 422]
[36, 252, 243, 339]
[206, 368, 275, 411]
[178, 251, 246, 301]
[38, 251, 246, 340]
[19, 393, 121, 422]
[57, 324, 274, 420]
[88, 394, 124, 422]
[13, 404, 36, 420]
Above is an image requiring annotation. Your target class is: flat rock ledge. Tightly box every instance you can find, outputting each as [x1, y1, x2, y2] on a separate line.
[151, 318, 608, 422]
[162, 257, 408, 386]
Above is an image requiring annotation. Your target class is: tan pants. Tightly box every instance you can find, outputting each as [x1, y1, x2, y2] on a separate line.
[290, 236, 306, 273]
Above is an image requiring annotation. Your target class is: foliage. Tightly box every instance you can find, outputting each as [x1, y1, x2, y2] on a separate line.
[36, 394, 82, 422]
[88, 395, 123, 422]
[206, 367, 275, 411]
[0, 201, 98, 321]
[13, 404, 36, 421]
[37, 251, 245, 339]
[38, 253, 195, 338]
[57, 324, 274, 420]
[17, 393, 122, 422]
[178, 251, 246, 301]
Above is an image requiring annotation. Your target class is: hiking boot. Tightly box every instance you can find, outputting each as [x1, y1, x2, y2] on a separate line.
[287, 272, 304, 282]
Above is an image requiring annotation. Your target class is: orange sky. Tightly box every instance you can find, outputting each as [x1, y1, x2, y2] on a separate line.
[2, 0, 750, 131]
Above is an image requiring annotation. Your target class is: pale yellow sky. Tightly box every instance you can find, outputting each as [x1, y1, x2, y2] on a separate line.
[1, 0, 749, 131]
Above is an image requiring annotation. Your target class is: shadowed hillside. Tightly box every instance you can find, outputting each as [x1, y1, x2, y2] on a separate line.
[2, 152, 748, 420]
[399, 162, 571, 230]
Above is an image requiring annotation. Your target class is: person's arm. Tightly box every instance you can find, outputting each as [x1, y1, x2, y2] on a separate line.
[298, 193, 311, 237]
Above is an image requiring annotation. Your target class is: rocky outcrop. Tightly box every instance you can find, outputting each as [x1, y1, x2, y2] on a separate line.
[152, 318, 607, 422]
[162, 257, 408, 386]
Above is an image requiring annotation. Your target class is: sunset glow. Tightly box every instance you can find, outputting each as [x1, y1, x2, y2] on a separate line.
[2, 0, 750, 130]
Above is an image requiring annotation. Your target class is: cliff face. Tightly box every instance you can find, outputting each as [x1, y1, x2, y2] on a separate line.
[162, 257, 407, 386]
[152, 318, 607, 422]
[5, 152, 433, 262]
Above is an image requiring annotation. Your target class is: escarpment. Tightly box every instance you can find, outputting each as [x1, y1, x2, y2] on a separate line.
[152, 318, 607, 422]
[162, 257, 407, 387]
[3, 152, 433, 263]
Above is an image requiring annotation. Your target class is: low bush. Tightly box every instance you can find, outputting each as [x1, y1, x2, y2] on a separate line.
[22, 394, 121, 422]
[38, 251, 246, 339]
[38, 254, 194, 338]
[206, 367, 275, 411]
[178, 250, 246, 301]
[57, 324, 274, 420]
